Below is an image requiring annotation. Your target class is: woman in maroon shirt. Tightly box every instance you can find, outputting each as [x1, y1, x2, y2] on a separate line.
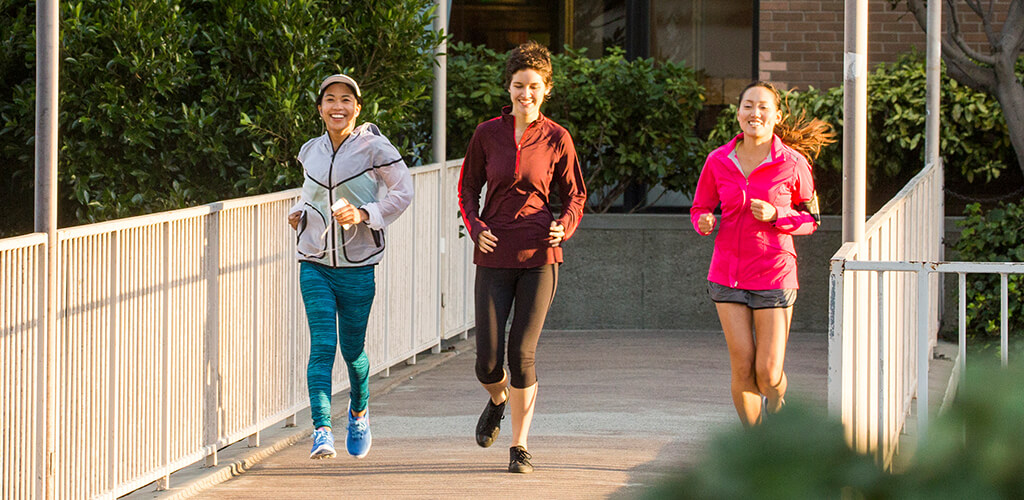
[458, 40, 586, 474]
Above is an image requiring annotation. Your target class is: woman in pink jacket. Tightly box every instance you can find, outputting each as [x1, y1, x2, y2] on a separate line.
[691, 81, 834, 427]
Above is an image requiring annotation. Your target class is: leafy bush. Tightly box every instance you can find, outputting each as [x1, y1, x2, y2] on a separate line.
[706, 53, 1015, 213]
[446, 43, 705, 212]
[955, 201, 1024, 338]
[0, 0, 442, 233]
[646, 362, 1024, 498]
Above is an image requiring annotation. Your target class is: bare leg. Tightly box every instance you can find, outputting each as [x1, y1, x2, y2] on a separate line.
[716, 302, 761, 427]
[482, 371, 509, 405]
[509, 383, 538, 449]
[754, 306, 793, 413]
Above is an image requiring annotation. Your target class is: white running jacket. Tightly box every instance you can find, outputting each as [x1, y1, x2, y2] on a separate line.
[290, 123, 414, 267]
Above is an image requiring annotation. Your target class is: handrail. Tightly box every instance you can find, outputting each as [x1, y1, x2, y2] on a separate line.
[0, 159, 475, 498]
[828, 160, 944, 467]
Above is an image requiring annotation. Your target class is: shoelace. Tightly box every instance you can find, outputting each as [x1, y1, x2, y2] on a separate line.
[512, 448, 532, 462]
[311, 429, 332, 445]
[348, 417, 368, 438]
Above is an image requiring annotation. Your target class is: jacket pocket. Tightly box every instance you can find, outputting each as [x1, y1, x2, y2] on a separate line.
[342, 224, 386, 264]
[296, 204, 329, 258]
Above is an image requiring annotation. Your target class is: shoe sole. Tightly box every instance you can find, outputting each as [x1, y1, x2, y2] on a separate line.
[310, 448, 337, 459]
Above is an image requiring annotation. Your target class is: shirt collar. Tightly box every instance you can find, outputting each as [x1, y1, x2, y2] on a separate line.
[500, 105, 547, 126]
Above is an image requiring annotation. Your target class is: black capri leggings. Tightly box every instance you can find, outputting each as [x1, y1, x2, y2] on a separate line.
[474, 264, 558, 388]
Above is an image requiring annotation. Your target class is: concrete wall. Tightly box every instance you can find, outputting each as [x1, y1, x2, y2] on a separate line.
[546, 214, 843, 333]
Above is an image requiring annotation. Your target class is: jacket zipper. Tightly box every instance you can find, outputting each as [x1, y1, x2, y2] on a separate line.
[734, 175, 750, 288]
[514, 120, 537, 180]
[328, 140, 340, 267]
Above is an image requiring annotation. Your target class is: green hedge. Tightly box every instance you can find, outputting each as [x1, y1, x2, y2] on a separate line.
[707, 53, 1015, 213]
[0, 0, 441, 234]
[956, 201, 1024, 339]
[446, 43, 704, 212]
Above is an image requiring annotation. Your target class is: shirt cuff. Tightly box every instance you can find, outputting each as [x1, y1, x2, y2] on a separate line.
[361, 203, 384, 230]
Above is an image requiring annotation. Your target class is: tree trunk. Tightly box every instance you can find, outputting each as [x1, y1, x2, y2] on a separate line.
[993, 69, 1024, 179]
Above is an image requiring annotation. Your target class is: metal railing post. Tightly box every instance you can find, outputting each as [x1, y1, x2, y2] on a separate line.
[828, 258, 846, 420]
[204, 211, 221, 467]
[1001, 273, 1009, 367]
[876, 270, 887, 465]
[916, 267, 930, 443]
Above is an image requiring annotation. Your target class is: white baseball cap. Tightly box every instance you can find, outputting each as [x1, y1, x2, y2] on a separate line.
[319, 74, 361, 99]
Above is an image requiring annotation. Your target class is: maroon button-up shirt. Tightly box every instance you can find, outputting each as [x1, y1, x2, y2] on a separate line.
[458, 107, 587, 268]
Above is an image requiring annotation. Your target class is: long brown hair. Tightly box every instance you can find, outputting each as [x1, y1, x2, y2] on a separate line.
[739, 81, 836, 163]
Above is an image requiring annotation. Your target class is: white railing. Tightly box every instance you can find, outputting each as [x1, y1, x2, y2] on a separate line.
[828, 161, 943, 467]
[0, 159, 473, 499]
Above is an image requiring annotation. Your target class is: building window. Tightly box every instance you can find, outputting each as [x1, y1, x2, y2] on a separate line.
[650, 1, 754, 104]
[571, 0, 626, 57]
[450, 0, 755, 103]
[449, 0, 563, 52]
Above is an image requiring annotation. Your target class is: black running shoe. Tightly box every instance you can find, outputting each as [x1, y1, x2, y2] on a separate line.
[475, 390, 507, 448]
[508, 446, 533, 473]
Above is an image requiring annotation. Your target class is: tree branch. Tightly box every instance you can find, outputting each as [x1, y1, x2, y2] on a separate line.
[902, 0, 998, 92]
[944, 0, 997, 64]
[965, 0, 1002, 49]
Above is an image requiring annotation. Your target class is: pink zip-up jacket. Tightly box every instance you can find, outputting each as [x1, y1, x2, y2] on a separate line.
[690, 134, 819, 290]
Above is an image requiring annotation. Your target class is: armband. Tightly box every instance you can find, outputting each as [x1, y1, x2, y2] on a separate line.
[797, 192, 821, 224]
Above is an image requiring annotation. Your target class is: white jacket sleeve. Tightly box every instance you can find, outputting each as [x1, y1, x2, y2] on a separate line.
[290, 141, 314, 215]
[360, 142, 414, 230]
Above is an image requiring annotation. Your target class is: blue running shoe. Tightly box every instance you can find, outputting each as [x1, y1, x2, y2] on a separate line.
[347, 406, 372, 459]
[309, 428, 336, 459]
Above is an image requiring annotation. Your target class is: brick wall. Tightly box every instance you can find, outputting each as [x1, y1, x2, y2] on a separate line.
[759, 0, 1013, 91]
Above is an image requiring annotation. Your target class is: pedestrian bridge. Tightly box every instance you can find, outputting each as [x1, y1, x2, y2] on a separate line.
[1, 158, 1019, 498]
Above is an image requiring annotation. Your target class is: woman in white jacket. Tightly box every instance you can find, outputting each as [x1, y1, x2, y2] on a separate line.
[287, 74, 413, 460]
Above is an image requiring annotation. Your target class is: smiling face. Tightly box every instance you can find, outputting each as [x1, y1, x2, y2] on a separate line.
[508, 68, 548, 119]
[737, 85, 782, 142]
[318, 82, 361, 138]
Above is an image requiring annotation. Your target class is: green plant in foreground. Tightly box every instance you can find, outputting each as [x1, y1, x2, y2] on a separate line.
[644, 363, 1024, 499]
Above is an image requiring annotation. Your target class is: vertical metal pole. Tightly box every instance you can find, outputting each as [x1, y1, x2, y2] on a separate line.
[433, 0, 447, 166]
[433, 0, 448, 352]
[35, 0, 59, 497]
[842, 0, 867, 247]
[924, 0, 941, 172]
[925, 0, 944, 331]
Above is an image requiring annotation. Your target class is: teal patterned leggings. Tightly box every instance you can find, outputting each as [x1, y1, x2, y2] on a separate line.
[300, 262, 375, 429]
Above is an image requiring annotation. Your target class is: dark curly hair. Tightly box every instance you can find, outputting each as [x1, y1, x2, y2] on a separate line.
[738, 81, 836, 163]
[504, 40, 553, 93]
